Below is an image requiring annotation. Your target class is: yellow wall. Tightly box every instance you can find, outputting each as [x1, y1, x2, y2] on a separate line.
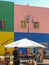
[0, 32, 14, 55]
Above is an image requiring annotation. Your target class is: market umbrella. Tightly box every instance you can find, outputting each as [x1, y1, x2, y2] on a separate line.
[5, 38, 46, 48]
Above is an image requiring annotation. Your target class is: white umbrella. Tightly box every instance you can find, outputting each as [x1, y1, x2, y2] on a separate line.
[5, 38, 46, 48]
[30, 40, 46, 48]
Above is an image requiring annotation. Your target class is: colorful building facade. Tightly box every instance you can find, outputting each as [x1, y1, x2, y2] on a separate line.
[0, 1, 49, 55]
[0, 1, 14, 55]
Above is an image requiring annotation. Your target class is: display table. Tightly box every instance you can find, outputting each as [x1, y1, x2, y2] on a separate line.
[0, 61, 6, 65]
[37, 63, 49, 65]
[26, 60, 36, 65]
[20, 58, 37, 65]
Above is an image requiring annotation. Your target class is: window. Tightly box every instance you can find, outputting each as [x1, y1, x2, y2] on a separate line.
[34, 22, 39, 28]
[21, 20, 26, 28]
[0, 20, 5, 28]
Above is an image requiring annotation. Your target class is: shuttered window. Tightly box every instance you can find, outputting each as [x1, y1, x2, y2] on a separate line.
[0, 20, 5, 28]
[21, 20, 26, 28]
[34, 22, 39, 28]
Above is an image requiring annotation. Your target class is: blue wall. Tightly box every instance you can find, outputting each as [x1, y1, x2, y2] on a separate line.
[14, 32, 49, 43]
[14, 32, 49, 53]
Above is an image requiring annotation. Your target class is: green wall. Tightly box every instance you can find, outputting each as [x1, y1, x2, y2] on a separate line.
[0, 1, 14, 32]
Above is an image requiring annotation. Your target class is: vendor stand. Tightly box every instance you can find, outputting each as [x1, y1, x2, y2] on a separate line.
[4, 38, 46, 65]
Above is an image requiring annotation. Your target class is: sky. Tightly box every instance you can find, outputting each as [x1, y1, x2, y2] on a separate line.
[1, 0, 49, 8]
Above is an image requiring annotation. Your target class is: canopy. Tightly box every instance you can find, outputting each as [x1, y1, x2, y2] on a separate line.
[5, 38, 46, 48]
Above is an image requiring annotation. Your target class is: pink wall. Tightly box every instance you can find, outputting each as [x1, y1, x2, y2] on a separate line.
[14, 4, 49, 33]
